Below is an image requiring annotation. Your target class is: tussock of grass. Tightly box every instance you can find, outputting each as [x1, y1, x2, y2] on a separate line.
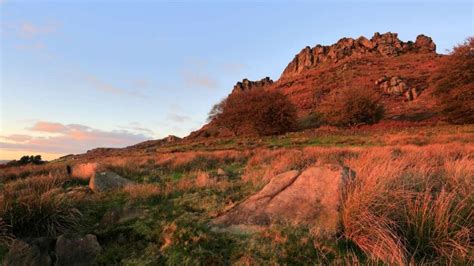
[0, 174, 83, 238]
[342, 147, 473, 264]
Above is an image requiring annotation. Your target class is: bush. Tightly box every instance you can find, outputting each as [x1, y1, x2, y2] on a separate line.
[209, 89, 297, 136]
[433, 37, 474, 124]
[298, 112, 324, 130]
[319, 87, 384, 127]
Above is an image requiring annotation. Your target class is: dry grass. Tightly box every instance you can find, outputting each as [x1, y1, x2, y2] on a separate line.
[195, 171, 215, 188]
[341, 145, 473, 264]
[0, 174, 82, 238]
[122, 183, 161, 202]
[71, 162, 98, 180]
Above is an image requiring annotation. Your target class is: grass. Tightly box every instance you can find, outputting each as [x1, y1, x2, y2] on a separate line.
[0, 124, 472, 264]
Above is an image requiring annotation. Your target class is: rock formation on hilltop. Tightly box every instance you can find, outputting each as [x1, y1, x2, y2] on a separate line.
[280, 32, 436, 79]
[231, 77, 273, 94]
[186, 32, 445, 139]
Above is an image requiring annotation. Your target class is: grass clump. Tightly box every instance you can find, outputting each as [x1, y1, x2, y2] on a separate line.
[0, 174, 82, 238]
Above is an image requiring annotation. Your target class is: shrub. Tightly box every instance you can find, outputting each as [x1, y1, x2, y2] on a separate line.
[319, 87, 384, 127]
[433, 37, 474, 124]
[209, 89, 297, 136]
[298, 112, 324, 130]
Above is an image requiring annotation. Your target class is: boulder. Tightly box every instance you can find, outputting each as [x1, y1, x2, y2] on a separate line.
[4, 238, 53, 266]
[89, 170, 133, 192]
[55, 234, 101, 266]
[212, 165, 354, 236]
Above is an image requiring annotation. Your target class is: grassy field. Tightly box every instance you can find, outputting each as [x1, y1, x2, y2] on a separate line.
[0, 124, 473, 264]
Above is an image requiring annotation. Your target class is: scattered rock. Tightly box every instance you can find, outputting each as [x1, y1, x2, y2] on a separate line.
[89, 170, 133, 192]
[376, 75, 419, 100]
[4, 238, 53, 266]
[212, 165, 354, 236]
[281, 32, 436, 79]
[55, 234, 101, 266]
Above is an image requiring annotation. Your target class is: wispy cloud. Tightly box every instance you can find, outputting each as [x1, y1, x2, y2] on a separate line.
[220, 62, 246, 74]
[16, 21, 59, 39]
[85, 75, 146, 98]
[2, 134, 32, 142]
[30, 121, 68, 133]
[167, 112, 191, 123]
[1, 121, 151, 154]
[182, 71, 218, 90]
[118, 122, 155, 135]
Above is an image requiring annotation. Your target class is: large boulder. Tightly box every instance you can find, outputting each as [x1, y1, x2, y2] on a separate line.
[212, 165, 354, 236]
[55, 234, 102, 266]
[3, 238, 53, 266]
[89, 170, 133, 192]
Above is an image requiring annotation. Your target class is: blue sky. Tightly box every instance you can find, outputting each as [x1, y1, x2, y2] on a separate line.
[1, 0, 472, 159]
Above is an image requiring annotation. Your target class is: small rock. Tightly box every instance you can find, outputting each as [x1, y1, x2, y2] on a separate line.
[55, 234, 101, 266]
[4, 238, 53, 266]
[89, 170, 133, 192]
[216, 168, 226, 176]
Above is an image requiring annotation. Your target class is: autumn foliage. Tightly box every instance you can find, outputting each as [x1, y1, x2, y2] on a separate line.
[319, 87, 384, 127]
[433, 37, 474, 124]
[209, 89, 297, 136]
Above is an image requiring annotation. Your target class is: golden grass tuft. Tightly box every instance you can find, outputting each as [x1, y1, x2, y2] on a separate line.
[0, 174, 82, 238]
[122, 183, 161, 201]
[341, 145, 473, 264]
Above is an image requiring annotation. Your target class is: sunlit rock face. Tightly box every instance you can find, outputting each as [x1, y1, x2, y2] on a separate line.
[280, 32, 436, 79]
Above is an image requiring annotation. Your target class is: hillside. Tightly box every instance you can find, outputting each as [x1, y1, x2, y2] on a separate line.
[0, 32, 473, 265]
[190, 32, 446, 139]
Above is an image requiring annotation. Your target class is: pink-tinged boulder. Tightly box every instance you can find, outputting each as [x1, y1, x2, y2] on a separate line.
[212, 165, 354, 236]
[89, 170, 133, 192]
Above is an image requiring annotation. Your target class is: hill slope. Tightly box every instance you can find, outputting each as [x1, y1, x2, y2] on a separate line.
[190, 32, 445, 139]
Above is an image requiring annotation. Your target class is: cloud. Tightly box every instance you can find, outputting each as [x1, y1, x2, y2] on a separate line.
[220, 62, 246, 74]
[182, 71, 218, 90]
[85, 75, 145, 98]
[14, 41, 46, 51]
[167, 113, 191, 123]
[118, 122, 155, 135]
[2, 134, 32, 142]
[17, 21, 59, 39]
[30, 121, 68, 133]
[1, 121, 151, 154]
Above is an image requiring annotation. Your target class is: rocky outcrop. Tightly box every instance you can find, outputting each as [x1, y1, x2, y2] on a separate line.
[281, 32, 436, 79]
[231, 77, 273, 94]
[89, 170, 133, 192]
[376, 76, 419, 101]
[212, 165, 354, 236]
[55, 234, 102, 266]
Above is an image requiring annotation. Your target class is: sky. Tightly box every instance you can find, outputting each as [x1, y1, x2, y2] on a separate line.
[0, 0, 472, 160]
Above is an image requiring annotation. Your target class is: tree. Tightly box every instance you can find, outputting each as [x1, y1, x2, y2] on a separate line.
[209, 89, 297, 136]
[319, 87, 384, 127]
[433, 37, 474, 124]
